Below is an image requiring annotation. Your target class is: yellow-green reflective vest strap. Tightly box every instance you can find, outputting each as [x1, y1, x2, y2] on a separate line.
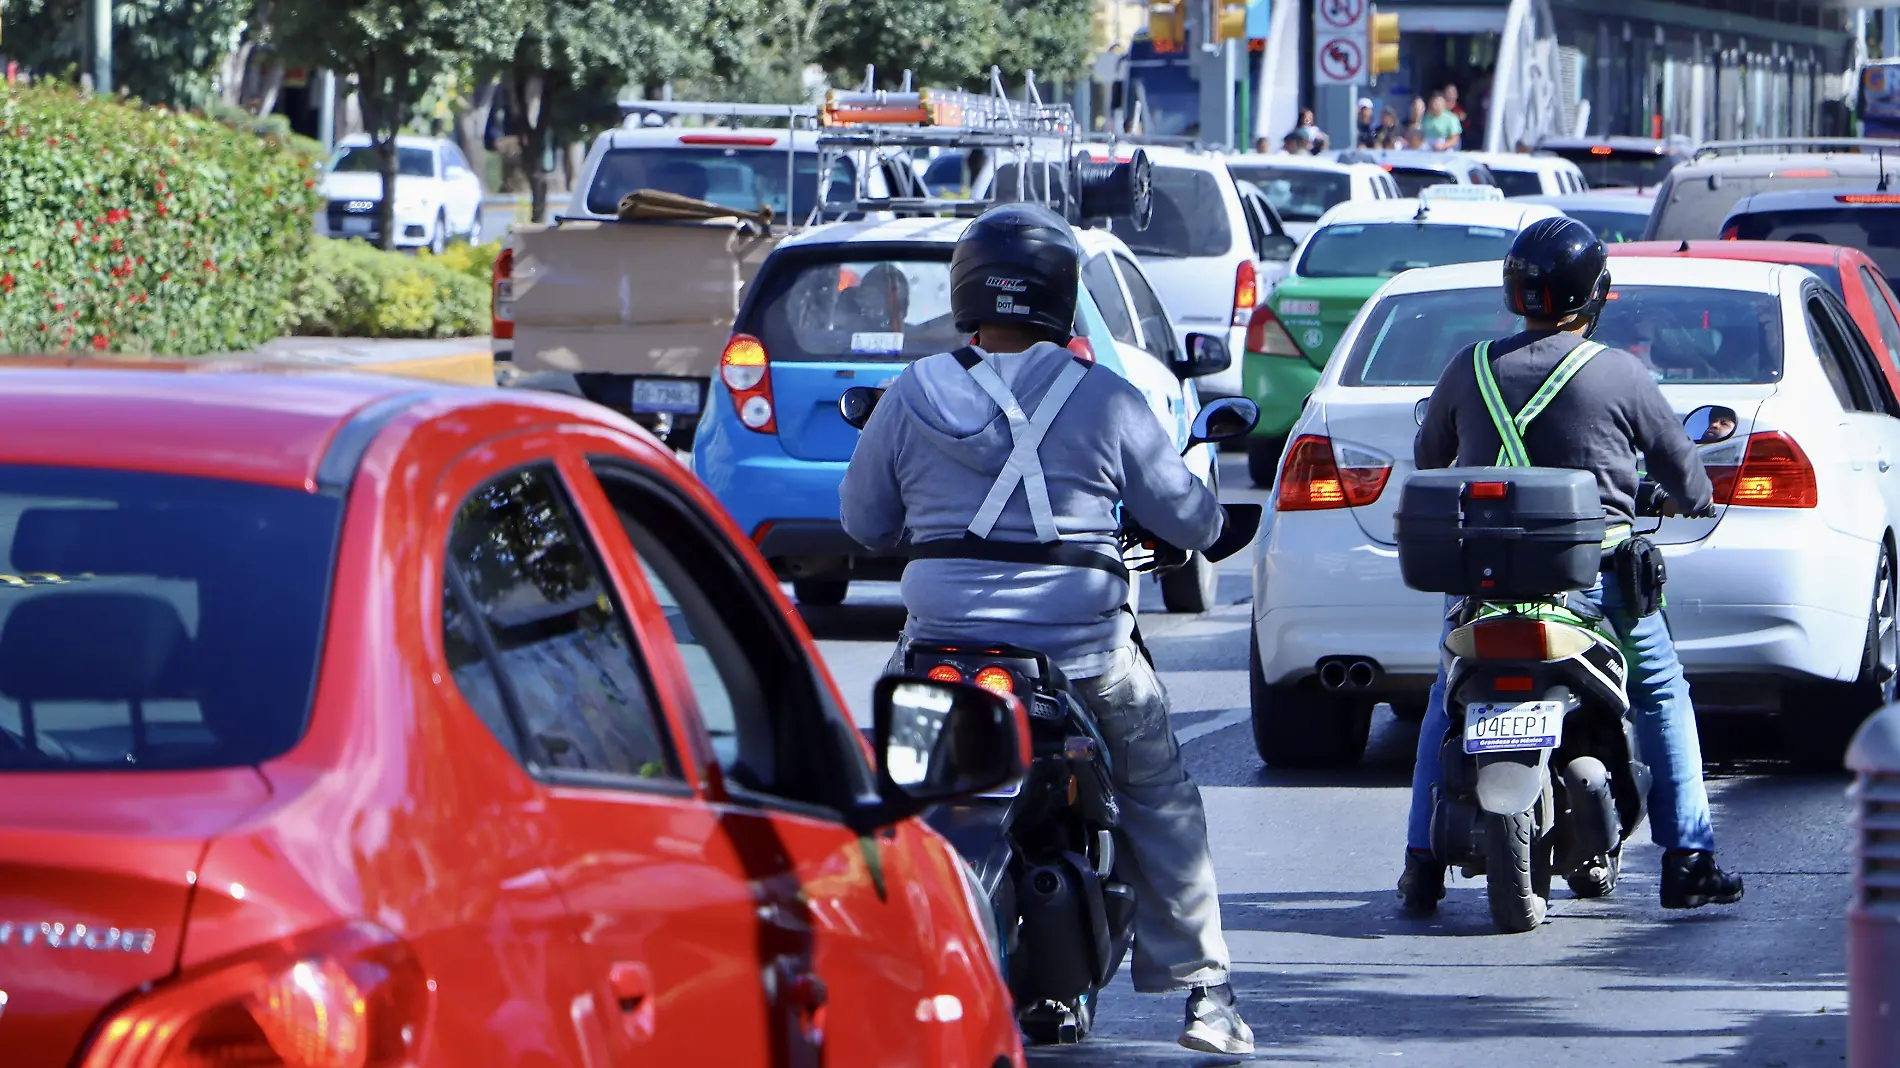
[1472, 341, 1530, 467]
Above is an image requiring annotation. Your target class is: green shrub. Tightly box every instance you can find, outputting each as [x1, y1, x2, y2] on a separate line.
[417, 240, 503, 287]
[287, 237, 488, 338]
[0, 81, 322, 354]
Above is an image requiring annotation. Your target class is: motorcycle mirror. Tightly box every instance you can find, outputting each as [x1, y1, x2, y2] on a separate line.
[838, 386, 885, 430]
[1682, 403, 1738, 445]
[1414, 398, 1430, 426]
[872, 676, 1028, 808]
[1186, 397, 1260, 453]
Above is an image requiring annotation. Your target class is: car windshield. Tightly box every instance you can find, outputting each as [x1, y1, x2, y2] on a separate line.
[584, 147, 852, 218]
[1341, 285, 1784, 386]
[1487, 169, 1546, 198]
[1728, 205, 1900, 286]
[751, 257, 962, 362]
[330, 146, 435, 178]
[1296, 223, 1516, 278]
[1388, 168, 1458, 197]
[1227, 165, 1351, 222]
[1540, 149, 1679, 189]
[1560, 208, 1652, 243]
[0, 467, 340, 771]
[1107, 166, 1231, 257]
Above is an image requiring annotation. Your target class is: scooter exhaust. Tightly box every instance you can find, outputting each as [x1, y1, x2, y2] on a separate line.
[1317, 657, 1382, 691]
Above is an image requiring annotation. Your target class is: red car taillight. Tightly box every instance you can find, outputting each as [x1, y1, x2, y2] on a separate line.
[1245, 303, 1306, 359]
[491, 247, 514, 341]
[1719, 223, 1739, 241]
[1232, 260, 1258, 327]
[721, 333, 777, 434]
[1276, 435, 1392, 510]
[1706, 431, 1817, 508]
[79, 922, 430, 1068]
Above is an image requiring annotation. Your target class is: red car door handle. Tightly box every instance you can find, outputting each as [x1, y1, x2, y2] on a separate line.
[609, 962, 656, 1043]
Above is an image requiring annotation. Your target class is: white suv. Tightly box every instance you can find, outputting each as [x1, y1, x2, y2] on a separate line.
[320, 134, 484, 253]
[1227, 154, 1404, 240]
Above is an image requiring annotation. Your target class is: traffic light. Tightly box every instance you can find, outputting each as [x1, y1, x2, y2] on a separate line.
[1148, 3, 1184, 52]
[1369, 8, 1401, 76]
[1216, 1, 1249, 41]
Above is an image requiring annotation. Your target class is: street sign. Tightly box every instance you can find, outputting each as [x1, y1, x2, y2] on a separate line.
[1313, 0, 1367, 86]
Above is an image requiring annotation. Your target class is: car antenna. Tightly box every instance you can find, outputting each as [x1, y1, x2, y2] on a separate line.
[1678, 239, 1690, 252]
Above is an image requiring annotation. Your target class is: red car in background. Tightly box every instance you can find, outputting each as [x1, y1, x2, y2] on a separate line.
[0, 365, 1028, 1068]
[1612, 239, 1900, 395]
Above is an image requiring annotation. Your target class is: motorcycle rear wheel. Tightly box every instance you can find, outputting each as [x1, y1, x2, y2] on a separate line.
[1485, 810, 1552, 933]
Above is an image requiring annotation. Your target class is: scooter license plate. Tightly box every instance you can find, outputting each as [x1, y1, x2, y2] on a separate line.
[1464, 701, 1565, 754]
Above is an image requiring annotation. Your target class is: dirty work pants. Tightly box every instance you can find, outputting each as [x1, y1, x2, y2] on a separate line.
[1405, 581, 1718, 855]
[890, 640, 1232, 992]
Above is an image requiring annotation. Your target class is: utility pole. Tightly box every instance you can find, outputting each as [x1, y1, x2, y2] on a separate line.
[89, 0, 110, 93]
[317, 69, 337, 154]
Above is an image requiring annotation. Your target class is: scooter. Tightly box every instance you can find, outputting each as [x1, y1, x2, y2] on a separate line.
[1411, 405, 1733, 933]
[840, 388, 1262, 1041]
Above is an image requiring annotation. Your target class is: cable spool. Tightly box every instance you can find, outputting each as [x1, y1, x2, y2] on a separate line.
[1071, 149, 1153, 231]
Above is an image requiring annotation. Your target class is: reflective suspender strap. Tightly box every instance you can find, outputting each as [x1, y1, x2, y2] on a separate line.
[1474, 339, 1606, 467]
[964, 355, 1092, 541]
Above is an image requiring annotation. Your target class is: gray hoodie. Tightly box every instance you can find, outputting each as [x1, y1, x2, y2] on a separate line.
[840, 341, 1222, 678]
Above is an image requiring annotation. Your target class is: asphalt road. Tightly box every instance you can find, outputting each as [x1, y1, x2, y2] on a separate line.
[802, 454, 1852, 1067]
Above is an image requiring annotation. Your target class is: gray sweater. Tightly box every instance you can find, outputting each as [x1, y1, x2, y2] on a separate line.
[840, 342, 1222, 677]
[1415, 329, 1713, 524]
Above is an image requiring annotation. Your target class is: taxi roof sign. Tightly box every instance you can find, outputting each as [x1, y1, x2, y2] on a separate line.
[1418, 184, 1507, 205]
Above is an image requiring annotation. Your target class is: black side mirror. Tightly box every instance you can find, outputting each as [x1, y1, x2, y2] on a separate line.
[1187, 396, 1260, 451]
[1683, 403, 1738, 445]
[839, 386, 885, 430]
[1175, 332, 1233, 379]
[864, 677, 1028, 826]
[1260, 234, 1297, 261]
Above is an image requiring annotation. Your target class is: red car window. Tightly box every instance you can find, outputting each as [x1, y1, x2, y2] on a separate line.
[443, 464, 682, 782]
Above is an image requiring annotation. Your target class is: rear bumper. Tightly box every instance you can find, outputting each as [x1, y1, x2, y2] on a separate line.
[1254, 505, 1878, 692]
[1242, 352, 1320, 439]
[754, 520, 908, 580]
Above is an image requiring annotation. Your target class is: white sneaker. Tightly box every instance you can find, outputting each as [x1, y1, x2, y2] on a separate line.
[1180, 983, 1254, 1055]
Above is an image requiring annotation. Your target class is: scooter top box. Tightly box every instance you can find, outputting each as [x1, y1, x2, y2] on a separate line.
[1394, 467, 1606, 597]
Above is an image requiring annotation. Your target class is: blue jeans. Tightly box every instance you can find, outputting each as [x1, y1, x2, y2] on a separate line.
[1405, 582, 1718, 854]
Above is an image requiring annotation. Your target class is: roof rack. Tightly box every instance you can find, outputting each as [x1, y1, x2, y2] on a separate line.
[1692, 137, 1900, 159]
[812, 66, 1095, 224]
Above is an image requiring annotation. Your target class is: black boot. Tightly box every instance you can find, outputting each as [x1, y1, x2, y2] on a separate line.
[1398, 848, 1446, 914]
[1660, 849, 1744, 910]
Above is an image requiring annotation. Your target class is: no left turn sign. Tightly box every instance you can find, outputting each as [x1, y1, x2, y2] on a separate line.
[1317, 37, 1364, 82]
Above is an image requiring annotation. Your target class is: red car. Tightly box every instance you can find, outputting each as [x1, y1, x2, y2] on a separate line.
[1612, 239, 1900, 395]
[0, 366, 1028, 1068]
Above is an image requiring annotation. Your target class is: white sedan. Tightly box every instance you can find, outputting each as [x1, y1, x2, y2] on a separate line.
[1251, 256, 1900, 769]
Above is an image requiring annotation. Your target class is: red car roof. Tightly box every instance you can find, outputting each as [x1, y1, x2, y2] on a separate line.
[0, 366, 435, 490]
[1612, 239, 1846, 265]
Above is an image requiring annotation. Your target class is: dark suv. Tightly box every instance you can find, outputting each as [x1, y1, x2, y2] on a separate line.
[1534, 135, 1694, 190]
[1722, 188, 1900, 288]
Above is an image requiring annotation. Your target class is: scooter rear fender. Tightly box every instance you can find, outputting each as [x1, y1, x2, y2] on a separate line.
[1475, 750, 1550, 816]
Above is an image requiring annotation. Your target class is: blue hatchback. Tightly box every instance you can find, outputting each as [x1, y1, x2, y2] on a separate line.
[694, 217, 1165, 606]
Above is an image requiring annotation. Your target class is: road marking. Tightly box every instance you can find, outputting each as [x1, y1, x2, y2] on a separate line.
[1176, 707, 1250, 744]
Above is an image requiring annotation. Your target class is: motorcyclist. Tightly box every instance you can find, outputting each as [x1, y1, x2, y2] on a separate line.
[838, 202, 1254, 1055]
[1400, 215, 1745, 915]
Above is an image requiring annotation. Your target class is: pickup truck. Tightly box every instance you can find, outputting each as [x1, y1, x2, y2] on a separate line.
[493, 119, 901, 448]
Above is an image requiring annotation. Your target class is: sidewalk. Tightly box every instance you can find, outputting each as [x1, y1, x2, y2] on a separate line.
[252, 336, 495, 386]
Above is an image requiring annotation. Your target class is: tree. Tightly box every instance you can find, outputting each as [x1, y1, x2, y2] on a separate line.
[814, 0, 1000, 91]
[4, 0, 255, 110]
[275, 0, 525, 248]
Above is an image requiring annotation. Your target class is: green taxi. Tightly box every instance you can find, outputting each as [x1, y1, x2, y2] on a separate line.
[1242, 187, 1566, 484]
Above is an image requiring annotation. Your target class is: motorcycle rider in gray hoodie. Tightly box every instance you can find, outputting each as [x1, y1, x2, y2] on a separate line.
[839, 203, 1254, 1056]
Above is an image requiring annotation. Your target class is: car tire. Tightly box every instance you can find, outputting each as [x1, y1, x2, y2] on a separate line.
[1246, 436, 1286, 488]
[793, 579, 849, 607]
[1249, 637, 1371, 768]
[465, 212, 482, 247]
[429, 212, 448, 255]
[1160, 551, 1219, 613]
[1786, 541, 1897, 771]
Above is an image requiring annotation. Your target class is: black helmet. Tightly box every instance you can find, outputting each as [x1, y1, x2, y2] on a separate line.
[950, 203, 1081, 340]
[1503, 216, 1609, 325]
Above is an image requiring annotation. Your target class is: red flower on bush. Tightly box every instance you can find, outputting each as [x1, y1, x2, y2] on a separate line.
[0, 274, 13, 292]
[91, 335, 108, 350]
